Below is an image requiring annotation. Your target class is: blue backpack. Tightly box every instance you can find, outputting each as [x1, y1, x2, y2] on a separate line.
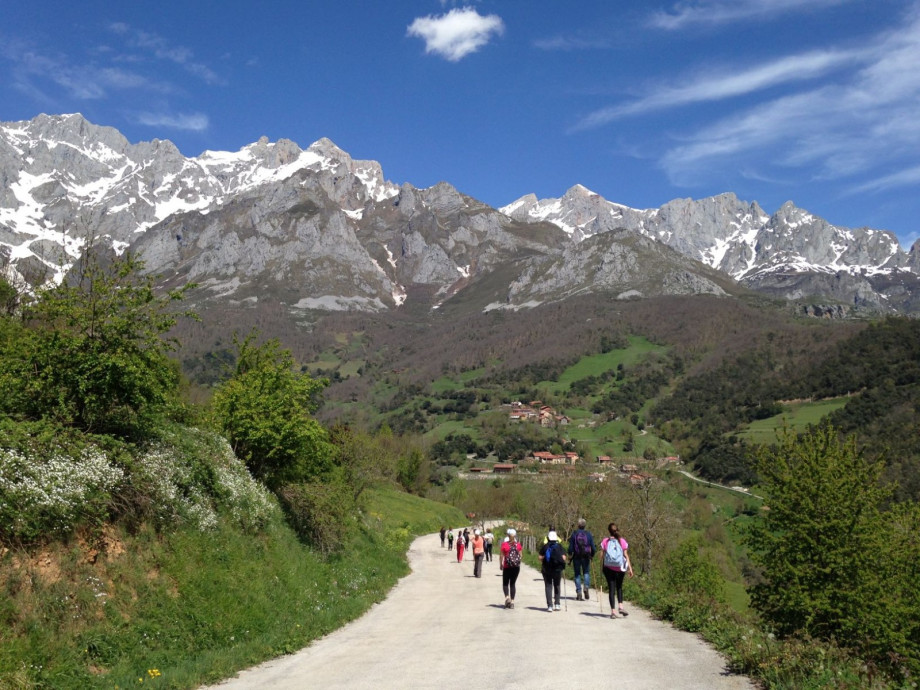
[604, 538, 626, 570]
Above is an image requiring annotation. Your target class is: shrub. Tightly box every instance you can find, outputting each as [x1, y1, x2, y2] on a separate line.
[0, 435, 123, 543]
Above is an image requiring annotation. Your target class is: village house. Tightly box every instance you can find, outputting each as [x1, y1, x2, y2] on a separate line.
[596, 455, 612, 464]
[531, 451, 567, 465]
[492, 463, 515, 474]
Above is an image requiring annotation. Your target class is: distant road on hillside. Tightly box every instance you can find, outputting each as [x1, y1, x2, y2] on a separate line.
[206, 532, 755, 690]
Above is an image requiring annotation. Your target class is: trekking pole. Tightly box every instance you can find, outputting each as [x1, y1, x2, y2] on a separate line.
[594, 559, 602, 614]
[562, 568, 568, 611]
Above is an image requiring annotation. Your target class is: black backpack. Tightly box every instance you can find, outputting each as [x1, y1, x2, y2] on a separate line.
[544, 542, 563, 568]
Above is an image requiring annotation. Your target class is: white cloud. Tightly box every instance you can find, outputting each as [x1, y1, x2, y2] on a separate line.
[573, 48, 866, 130]
[628, 7, 920, 194]
[851, 165, 920, 194]
[407, 7, 504, 62]
[650, 0, 853, 30]
[135, 111, 209, 131]
[108, 24, 222, 85]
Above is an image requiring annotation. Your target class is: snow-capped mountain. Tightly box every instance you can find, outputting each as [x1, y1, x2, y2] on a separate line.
[502, 186, 920, 312]
[0, 113, 397, 286]
[2, 113, 919, 316]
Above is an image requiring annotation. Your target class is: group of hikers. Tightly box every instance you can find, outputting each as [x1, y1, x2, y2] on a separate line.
[438, 518, 634, 618]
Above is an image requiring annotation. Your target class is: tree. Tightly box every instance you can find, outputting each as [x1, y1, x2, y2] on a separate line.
[1, 252, 193, 437]
[210, 332, 333, 490]
[744, 423, 889, 642]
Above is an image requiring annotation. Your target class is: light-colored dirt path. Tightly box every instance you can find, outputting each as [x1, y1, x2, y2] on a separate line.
[207, 532, 754, 689]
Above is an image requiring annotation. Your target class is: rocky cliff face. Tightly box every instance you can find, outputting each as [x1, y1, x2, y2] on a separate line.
[2, 113, 918, 317]
[502, 188, 916, 312]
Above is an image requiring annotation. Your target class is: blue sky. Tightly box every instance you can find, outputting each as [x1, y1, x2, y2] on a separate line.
[2, 0, 919, 248]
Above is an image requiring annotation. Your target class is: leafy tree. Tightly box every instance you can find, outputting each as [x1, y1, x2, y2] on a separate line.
[744, 424, 890, 643]
[1, 252, 193, 438]
[210, 332, 333, 490]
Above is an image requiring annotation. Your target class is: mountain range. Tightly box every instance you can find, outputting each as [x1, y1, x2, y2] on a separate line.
[3, 113, 919, 317]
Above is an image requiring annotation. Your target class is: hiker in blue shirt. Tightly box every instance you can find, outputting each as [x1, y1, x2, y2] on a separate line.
[567, 518, 596, 601]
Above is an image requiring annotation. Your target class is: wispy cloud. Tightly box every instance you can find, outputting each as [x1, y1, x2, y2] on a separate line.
[650, 0, 853, 30]
[407, 7, 504, 62]
[533, 35, 611, 51]
[1, 38, 170, 102]
[657, 11, 920, 186]
[572, 48, 865, 130]
[108, 23, 222, 85]
[134, 111, 209, 131]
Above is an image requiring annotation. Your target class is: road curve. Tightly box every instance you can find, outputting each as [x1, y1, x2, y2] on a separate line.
[206, 532, 754, 690]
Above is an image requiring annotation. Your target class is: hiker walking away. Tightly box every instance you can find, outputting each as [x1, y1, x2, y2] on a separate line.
[600, 522, 634, 618]
[483, 528, 494, 562]
[500, 528, 523, 608]
[440, 526, 446, 548]
[463, 528, 470, 550]
[539, 530, 567, 611]
[447, 529, 454, 551]
[456, 530, 465, 563]
[472, 529, 485, 578]
[568, 518, 596, 601]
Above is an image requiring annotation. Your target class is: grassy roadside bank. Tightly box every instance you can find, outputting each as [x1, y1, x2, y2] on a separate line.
[0, 488, 464, 690]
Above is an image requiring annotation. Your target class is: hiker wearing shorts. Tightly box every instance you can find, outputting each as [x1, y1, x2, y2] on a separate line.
[539, 530, 567, 611]
[600, 522, 634, 618]
[568, 518, 596, 601]
[472, 529, 485, 577]
[500, 528, 522, 608]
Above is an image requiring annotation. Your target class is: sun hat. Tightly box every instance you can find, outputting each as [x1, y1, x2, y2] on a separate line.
[547, 530, 559, 542]
[474, 529, 480, 535]
[507, 528, 517, 536]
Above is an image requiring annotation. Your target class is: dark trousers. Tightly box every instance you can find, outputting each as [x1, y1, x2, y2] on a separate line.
[603, 567, 626, 608]
[543, 569, 562, 607]
[474, 553, 484, 577]
[485, 543, 493, 561]
[502, 566, 520, 600]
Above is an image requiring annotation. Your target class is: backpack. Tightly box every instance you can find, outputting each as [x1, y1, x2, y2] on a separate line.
[573, 530, 591, 557]
[603, 537, 626, 570]
[505, 542, 521, 568]
[544, 542, 563, 568]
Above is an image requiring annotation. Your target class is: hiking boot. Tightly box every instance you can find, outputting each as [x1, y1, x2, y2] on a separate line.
[583, 590, 589, 600]
[504, 596, 511, 609]
[576, 592, 583, 601]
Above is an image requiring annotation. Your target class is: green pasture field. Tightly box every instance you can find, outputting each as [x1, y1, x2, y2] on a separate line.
[736, 397, 849, 444]
[543, 336, 667, 393]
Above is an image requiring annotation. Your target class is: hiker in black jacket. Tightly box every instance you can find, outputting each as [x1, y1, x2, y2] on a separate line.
[539, 531, 567, 611]
[568, 518, 596, 601]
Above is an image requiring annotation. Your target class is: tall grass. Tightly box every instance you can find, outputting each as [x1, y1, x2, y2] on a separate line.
[0, 488, 464, 689]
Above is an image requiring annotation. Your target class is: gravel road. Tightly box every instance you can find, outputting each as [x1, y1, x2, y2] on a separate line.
[206, 532, 755, 690]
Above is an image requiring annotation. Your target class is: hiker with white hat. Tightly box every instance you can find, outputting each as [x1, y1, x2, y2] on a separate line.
[539, 530, 567, 611]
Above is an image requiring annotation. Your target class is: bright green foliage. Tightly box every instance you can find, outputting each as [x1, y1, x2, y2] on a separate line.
[744, 423, 920, 676]
[0, 253, 193, 438]
[210, 333, 333, 490]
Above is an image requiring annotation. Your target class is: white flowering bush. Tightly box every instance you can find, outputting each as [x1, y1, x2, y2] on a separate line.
[131, 427, 278, 533]
[0, 445, 124, 542]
